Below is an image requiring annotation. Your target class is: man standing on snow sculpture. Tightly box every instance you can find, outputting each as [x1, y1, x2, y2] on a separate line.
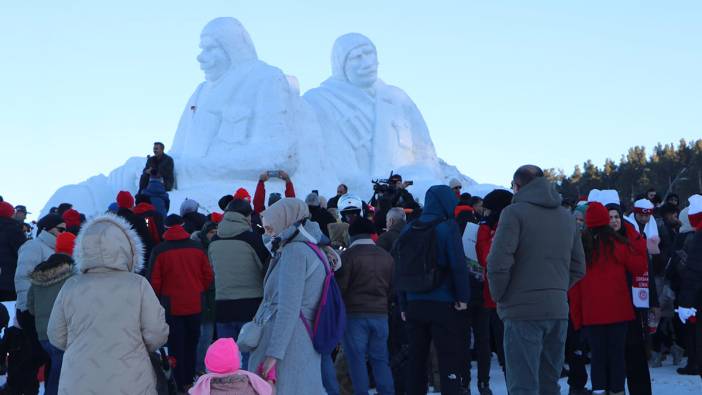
[304, 33, 443, 185]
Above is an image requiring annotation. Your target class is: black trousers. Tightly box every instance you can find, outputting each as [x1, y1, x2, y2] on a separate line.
[466, 305, 491, 385]
[488, 309, 505, 369]
[565, 321, 588, 390]
[625, 312, 652, 395]
[405, 301, 469, 395]
[167, 314, 201, 390]
[3, 310, 49, 395]
[584, 322, 628, 393]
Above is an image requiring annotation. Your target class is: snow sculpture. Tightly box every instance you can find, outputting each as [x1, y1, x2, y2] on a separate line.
[304, 33, 450, 187]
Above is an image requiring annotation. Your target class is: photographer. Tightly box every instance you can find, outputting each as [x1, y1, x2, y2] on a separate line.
[253, 170, 296, 214]
[371, 174, 419, 233]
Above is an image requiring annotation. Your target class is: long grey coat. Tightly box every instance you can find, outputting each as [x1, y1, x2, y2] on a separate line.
[48, 214, 169, 395]
[249, 221, 326, 395]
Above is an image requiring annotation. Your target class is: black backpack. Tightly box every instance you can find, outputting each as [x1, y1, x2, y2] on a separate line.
[392, 218, 446, 292]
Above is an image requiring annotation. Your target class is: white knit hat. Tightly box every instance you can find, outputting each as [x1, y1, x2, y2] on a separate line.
[599, 190, 621, 207]
[689, 194, 702, 216]
[449, 178, 462, 189]
[587, 189, 601, 203]
[633, 198, 654, 214]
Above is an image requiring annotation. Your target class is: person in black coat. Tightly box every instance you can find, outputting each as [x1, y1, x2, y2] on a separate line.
[678, 199, 702, 378]
[139, 142, 175, 192]
[305, 193, 336, 238]
[0, 202, 26, 301]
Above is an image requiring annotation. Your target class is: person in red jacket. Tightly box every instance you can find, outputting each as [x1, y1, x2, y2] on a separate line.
[571, 202, 647, 395]
[150, 214, 214, 392]
[475, 189, 512, 381]
[253, 171, 295, 214]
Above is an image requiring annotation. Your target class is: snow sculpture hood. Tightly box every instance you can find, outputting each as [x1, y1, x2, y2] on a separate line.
[201, 17, 258, 65]
[331, 33, 377, 81]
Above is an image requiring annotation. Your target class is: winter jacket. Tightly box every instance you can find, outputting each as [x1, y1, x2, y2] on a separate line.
[133, 202, 164, 245]
[476, 223, 497, 308]
[208, 212, 269, 302]
[142, 179, 170, 219]
[253, 180, 296, 214]
[569, 240, 647, 329]
[117, 207, 154, 270]
[309, 206, 336, 238]
[487, 177, 586, 321]
[678, 230, 702, 309]
[140, 153, 175, 191]
[0, 217, 26, 294]
[27, 257, 76, 341]
[249, 220, 326, 395]
[337, 238, 394, 315]
[401, 185, 470, 306]
[48, 214, 169, 395]
[376, 219, 406, 252]
[149, 225, 213, 316]
[15, 231, 56, 311]
[184, 211, 208, 235]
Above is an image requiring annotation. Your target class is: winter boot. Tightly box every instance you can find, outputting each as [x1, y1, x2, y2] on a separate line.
[477, 381, 493, 395]
[649, 351, 663, 368]
[671, 344, 685, 365]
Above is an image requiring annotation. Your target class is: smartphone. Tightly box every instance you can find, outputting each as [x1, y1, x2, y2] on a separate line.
[267, 170, 280, 178]
[312, 190, 319, 196]
[405, 180, 414, 186]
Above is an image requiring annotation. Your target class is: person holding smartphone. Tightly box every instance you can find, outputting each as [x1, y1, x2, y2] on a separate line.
[253, 171, 296, 214]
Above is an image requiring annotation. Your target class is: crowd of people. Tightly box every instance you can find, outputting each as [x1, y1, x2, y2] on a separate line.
[1, 152, 702, 395]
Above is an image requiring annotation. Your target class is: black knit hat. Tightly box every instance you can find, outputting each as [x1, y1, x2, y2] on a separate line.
[165, 214, 184, 228]
[218, 195, 234, 211]
[348, 217, 376, 237]
[483, 189, 513, 212]
[39, 213, 64, 232]
[225, 199, 253, 217]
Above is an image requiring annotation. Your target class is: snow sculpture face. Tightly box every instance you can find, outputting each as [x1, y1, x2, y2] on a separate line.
[197, 36, 231, 82]
[344, 44, 378, 88]
[196, 17, 258, 82]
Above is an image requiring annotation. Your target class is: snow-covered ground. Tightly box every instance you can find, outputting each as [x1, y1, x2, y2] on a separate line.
[2, 302, 699, 394]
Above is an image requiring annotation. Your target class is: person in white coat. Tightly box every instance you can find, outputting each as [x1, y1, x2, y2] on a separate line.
[48, 213, 169, 395]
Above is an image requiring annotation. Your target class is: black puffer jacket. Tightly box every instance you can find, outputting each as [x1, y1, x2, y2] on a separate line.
[678, 231, 702, 308]
[0, 217, 26, 294]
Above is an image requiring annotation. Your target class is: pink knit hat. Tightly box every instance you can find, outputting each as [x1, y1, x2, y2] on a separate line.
[205, 338, 240, 374]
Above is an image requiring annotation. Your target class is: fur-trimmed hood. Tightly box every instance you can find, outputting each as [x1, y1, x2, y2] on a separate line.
[74, 213, 144, 273]
[30, 261, 76, 286]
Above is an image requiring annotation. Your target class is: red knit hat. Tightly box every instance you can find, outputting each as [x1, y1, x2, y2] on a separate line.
[55, 232, 77, 256]
[116, 191, 135, 209]
[586, 202, 610, 229]
[233, 188, 251, 202]
[0, 202, 14, 218]
[62, 209, 81, 229]
[211, 212, 224, 223]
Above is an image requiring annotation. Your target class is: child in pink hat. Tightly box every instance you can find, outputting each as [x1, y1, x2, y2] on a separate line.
[189, 338, 274, 395]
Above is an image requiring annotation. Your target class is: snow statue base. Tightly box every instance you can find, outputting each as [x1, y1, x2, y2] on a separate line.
[43, 18, 477, 218]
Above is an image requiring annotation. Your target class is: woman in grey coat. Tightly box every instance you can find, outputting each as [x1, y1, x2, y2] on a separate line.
[249, 198, 326, 395]
[47, 214, 169, 395]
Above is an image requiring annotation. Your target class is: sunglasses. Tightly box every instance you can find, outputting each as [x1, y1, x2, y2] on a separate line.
[55, 226, 66, 233]
[453, 186, 462, 190]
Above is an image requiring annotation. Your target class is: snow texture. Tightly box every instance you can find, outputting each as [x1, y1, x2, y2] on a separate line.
[42, 18, 486, 218]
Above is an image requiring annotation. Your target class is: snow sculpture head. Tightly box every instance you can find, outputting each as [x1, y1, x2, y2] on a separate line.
[197, 17, 258, 82]
[331, 33, 378, 88]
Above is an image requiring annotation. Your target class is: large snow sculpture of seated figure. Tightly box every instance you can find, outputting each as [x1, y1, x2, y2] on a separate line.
[171, 17, 304, 188]
[303, 33, 445, 187]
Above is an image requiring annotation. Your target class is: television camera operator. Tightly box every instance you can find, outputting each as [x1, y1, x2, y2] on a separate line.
[370, 173, 420, 233]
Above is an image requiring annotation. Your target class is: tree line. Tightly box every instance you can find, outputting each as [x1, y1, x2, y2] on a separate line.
[544, 138, 702, 207]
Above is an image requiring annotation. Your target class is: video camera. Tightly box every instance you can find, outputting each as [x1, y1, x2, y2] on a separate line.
[372, 171, 413, 194]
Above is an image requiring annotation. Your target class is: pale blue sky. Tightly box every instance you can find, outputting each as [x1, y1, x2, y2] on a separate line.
[2, 1, 700, 220]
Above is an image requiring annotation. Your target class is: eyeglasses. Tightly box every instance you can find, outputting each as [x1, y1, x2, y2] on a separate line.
[55, 227, 66, 233]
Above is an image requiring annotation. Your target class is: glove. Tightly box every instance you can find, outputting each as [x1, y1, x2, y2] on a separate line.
[676, 307, 697, 323]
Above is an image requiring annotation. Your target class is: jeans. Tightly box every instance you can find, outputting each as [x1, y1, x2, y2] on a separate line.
[405, 301, 469, 395]
[342, 316, 395, 395]
[584, 322, 627, 393]
[503, 319, 568, 395]
[216, 321, 248, 370]
[322, 352, 340, 395]
[40, 340, 63, 395]
[167, 314, 201, 390]
[196, 321, 215, 372]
